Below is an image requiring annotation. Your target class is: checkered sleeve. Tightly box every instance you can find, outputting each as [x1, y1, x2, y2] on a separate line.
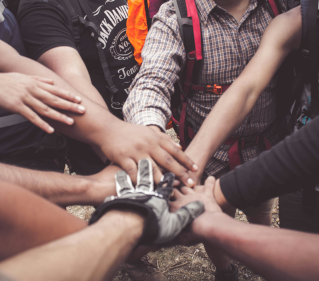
[123, 2, 186, 131]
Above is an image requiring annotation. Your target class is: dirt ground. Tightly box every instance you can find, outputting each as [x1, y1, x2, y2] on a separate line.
[67, 128, 280, 281]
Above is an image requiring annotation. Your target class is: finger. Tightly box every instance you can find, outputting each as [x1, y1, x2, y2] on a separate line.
[156, 172, 175, 199]
[24, 96, 75, 125]
[18, 105, 54, 134]
[35, 88, 85, 114]
[156, 201, 204, 244]
[160, 135, 198, 172]
[180, 186, 194, 195]
[193, 185, 205, 193]
[150, 158, 164, 185]
[151, 148, 195, 187]
[119, 158, 138, 185]
[32, 76, 54, 85]
[173, 179, 181, 186]
[136, 159, 153, 192]
[115, 170, 134, 196]
[37, 81, 82, 103]
[181, 201, 205, 222]
[204, 176, 216, 195]
[173, 188, 183, 199]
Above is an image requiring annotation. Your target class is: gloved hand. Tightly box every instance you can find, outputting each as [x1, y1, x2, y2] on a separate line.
[89, 159, 205, 245]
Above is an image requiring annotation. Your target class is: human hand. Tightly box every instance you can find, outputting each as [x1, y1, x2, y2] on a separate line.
[170, 177, 222, 245]
[89, 159, 204, 245]
[170, 177, 221, 214]
[103, 121, 198, 187]
[0, 73, 85, 133]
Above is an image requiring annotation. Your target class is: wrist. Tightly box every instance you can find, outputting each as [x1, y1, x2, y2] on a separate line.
[100, 210, 145, 242]
[192, 211, 228, 243]
[184, 148, 207, 175]
[148, 125, 162, 133]
[214, 179, 234, 213]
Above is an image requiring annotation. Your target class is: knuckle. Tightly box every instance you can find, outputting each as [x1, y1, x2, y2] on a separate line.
[28, 112, 38, 121]
[42, 105, 50, 115]
[164, 156, 174, 167]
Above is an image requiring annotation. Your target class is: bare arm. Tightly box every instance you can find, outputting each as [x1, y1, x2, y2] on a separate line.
[196, 212, 319, 281]
[171, 176, 319, 281]
[0, 162, 121, 207]
[38, 46, 108, 106]
[0, 210, 144, 281]
[185, 6, 302, 182]
[0, 41, 196, 186]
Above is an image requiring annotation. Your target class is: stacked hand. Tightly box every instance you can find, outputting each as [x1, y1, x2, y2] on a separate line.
[0, 72, 85, 134]
[170, 177, 223, 245]
[89, 159, 205, 245]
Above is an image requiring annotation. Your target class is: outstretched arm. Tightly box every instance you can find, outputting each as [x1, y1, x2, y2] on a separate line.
[0, 162, 121, 207]
[212, 112, 319, 212]
[171, 177, 319, 281]
[0, 41, 196, 186]
[185, 6, 302, 183]
[0, 210, 144, 281]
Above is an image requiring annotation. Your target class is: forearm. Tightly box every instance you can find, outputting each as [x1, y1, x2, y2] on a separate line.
[185, 9, 301, 173]
[0, 42, 119, 157]
[123, 4, 185, 129]
[37, 47, 108, 107]
[218, 116, 319, 210]
[0, 163, 117, 207]
[196, 212, 319, 281]
[185, 79, 259, 172]
[0, 210, 144, 281]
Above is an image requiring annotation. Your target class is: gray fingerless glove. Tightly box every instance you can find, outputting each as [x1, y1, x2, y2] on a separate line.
[89, 159, 204, 245]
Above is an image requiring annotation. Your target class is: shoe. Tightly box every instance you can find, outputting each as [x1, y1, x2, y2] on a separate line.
[215, 264, 239, 281]
[124, 262, 167, 281]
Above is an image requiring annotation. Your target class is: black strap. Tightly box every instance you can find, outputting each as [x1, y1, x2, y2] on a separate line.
[307, 0, 318, 118]
[144, 0, 151, 30]
[64, 0, 82, 47]
[64, 0, 118, 94]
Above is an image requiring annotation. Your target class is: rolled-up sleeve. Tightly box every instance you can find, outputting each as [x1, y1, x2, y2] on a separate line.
[123, 2, 186, 131]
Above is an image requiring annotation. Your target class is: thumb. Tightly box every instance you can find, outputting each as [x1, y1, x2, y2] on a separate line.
[156, 172, 175, 199]
[154, 201, 205, 244]
[176, 201, 205, 227]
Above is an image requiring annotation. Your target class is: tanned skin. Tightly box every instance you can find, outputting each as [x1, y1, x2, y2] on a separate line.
[170, 173, 319, 281]
[0, 41, 198, 187]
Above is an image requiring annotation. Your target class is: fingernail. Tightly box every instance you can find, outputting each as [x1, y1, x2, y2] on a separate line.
[75, 96, 82, 102]
[67, 117, 74, 124]
[193, 164, 198, 171]
[175, 142, 182, 148]
[78, 105, 85, 113]
[187, 178, 194, 187]
[48, 126, 54, 133]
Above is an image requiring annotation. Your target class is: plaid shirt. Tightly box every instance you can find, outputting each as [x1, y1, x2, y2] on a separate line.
[124, 0, 287, 176]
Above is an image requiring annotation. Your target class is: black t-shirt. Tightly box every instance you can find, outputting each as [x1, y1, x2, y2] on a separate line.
[220, 116, 319, 210]
[0, 8, 44, 155]
[18, 0, 139, 119]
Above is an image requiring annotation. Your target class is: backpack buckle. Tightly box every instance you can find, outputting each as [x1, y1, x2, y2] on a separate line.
[206, 84, 222, 94]
[302, 49, 310, 60]
[71, 15, 80, 25]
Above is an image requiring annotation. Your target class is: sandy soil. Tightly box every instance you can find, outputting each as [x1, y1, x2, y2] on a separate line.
[66, 128, 280, 281]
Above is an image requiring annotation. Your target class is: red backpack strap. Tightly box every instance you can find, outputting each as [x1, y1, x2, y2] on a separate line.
[267, 0, 280, 16]
[185, 0, 202, 60]
[264, 0, 282, 17]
